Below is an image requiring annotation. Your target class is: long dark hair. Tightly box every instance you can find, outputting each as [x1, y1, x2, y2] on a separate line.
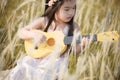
[42, 0, 76, 36]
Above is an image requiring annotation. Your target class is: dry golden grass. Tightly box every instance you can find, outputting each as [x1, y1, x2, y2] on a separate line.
[0, 0, 120, 80]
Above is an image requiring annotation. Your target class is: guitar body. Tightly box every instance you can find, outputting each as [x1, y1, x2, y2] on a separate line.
[25, 30, 67, 58]
[24, 30, 119, 58]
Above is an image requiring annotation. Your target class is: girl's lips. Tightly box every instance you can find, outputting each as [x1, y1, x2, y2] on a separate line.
[67, 17, 72, 20]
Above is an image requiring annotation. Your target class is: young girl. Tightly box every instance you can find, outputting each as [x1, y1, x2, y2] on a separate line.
[8, 0, 87, 80]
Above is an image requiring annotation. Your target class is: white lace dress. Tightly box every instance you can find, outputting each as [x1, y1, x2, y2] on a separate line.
[8, 54, 69, 80]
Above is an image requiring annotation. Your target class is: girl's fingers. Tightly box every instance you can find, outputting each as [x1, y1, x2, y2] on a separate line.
[81, 37, 89, 47]
[33, 32, 46, 45]
[41, 36, 46, 42]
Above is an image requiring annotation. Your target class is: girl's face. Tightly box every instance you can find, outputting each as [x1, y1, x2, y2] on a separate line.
[55, 0, 76, 23]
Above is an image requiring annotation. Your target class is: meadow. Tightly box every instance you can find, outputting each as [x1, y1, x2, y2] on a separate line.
[0, 0, 120, 80]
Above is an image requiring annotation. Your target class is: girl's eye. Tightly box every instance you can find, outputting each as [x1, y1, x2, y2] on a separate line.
[73, 7, 75, 10]
[72, 7, 76, 10]
[64, 9, 69, 11]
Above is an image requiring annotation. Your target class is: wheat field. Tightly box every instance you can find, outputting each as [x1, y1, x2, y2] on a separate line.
[0, 0, 120, 80]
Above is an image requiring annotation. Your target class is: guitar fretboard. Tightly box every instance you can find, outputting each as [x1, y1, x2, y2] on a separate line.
[64, 34, 97, 45]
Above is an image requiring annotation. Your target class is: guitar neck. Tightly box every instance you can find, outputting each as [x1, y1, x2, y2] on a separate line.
[64, 34, 97, 45]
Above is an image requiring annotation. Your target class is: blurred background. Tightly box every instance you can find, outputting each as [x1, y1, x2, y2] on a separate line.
[0, 0, 120, 80]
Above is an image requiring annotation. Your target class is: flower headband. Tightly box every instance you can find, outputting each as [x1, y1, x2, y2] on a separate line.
[47, 0, 58, 7]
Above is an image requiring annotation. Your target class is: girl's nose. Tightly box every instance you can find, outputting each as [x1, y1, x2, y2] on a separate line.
[68, 10, 74, 16]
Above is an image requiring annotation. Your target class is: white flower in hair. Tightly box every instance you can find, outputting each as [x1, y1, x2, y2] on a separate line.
[48, 0, 58, 6]
[53, 0, 57, 1]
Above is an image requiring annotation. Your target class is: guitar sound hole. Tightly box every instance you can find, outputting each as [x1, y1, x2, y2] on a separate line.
[47, 38, 55, 46]
[112, 38, 114, 40]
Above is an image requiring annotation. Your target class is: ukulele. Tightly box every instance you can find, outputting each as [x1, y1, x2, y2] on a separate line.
[24, 30, 119, 58]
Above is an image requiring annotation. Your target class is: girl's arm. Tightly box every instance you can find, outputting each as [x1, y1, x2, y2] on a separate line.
[73, 22, 88, 54]
[18, 17, 47, 40]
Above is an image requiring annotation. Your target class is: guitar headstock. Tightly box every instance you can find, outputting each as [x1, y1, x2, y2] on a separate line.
[97, 31, 119, 42]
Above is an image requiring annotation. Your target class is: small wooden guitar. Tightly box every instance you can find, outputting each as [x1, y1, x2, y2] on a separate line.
[24, 30, 119, 58]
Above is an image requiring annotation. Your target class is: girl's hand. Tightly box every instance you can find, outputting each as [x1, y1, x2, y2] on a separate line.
[32, 31, 46, 49]
[80, 37, 89, 50]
